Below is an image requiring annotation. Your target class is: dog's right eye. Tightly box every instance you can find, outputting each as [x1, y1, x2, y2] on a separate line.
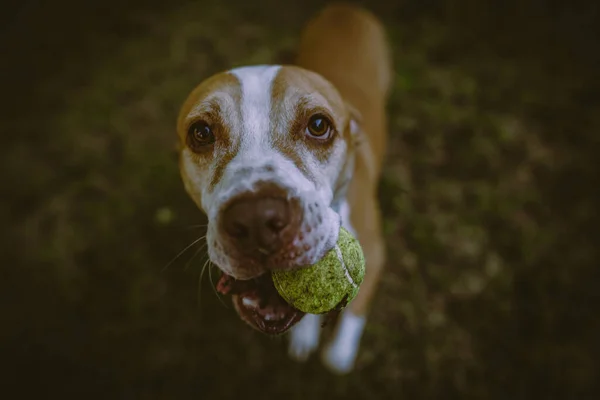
[187, 121, 215, 151]
[305, 114, 334, 140]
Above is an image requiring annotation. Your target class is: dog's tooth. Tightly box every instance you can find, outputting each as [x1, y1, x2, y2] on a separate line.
[242, 296, 260, 309]
[264, 311, 286, 322]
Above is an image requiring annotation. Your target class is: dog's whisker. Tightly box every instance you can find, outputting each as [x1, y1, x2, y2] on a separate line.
[197, 257, 211, 308]
[184, 243, 206, 272]
[184, 223, 209, 230]
[162, 235, 206, 272]
[208, 262, 230, 309]
[186, 239, 208, 271]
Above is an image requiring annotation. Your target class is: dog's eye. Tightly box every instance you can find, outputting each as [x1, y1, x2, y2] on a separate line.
[306, 115, 333, 139]
[187, 121, 215, 151]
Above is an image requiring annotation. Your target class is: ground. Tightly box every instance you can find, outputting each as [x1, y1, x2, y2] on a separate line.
[1, 0, 599, 399]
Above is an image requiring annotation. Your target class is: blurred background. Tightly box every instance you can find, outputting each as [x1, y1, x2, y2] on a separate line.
[1, 0, 599, 398]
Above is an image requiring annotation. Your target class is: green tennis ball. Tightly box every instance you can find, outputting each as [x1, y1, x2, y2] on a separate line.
[271, 227, 365, 314]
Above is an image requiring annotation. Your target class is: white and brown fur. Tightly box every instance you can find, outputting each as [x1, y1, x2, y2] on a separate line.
[176, 3, 392, 374]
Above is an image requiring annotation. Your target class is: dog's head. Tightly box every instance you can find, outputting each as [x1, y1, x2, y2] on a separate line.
[177, 65, 361, 334]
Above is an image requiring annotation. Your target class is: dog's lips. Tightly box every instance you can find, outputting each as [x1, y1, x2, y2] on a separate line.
[216, 272, 305, 335]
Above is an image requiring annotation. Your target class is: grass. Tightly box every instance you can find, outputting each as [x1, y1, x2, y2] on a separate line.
[2, 0, 599, 398]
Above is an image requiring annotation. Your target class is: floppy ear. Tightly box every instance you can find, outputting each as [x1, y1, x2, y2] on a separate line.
[344, 101, 377, 181]
[345, 102, 365, 147]
[331, 102, 365, 212]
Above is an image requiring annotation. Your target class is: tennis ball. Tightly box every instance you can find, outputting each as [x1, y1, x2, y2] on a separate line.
[271, 227, 365, 314]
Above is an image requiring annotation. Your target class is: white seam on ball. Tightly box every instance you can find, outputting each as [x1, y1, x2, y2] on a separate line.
[334, 245, 357, 288]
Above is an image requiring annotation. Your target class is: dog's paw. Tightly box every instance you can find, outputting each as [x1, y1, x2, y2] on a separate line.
[288, 314, 322, 362]
[321, 311, 366, 374]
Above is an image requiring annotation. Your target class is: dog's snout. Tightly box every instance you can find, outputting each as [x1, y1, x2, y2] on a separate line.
[222, 196, 292, 255]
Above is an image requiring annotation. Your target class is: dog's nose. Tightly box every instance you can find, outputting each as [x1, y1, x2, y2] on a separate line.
[222, 196, 292, 255]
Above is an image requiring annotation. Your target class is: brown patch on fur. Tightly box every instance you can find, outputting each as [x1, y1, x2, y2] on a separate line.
[177, 72, 243, 192]
[177, 72, 240, 138]
[209, 141, 239, 191]
[185, 102, 225, 154]
[295, 4, 391, 177]
[269, 66, 352, 179]
[296, 103, 339, 165]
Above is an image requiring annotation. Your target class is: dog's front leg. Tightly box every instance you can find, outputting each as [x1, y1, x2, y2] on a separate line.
[288, 313, 323, 361]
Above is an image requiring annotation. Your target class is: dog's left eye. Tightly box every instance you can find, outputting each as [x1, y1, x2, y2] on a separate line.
[306, 115, 333, 140]
[187, 121, 215, 151]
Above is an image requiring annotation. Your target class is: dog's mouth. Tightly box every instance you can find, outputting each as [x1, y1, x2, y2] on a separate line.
[216, 272, 305, 335]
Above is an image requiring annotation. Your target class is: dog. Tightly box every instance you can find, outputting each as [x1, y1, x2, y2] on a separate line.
[176, 2, 392, 374]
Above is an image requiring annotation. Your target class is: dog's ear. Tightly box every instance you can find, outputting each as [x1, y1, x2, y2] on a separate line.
[331, 102, 366, 210]
[344, 101, 376, 181]
[345, 102, 365, 147]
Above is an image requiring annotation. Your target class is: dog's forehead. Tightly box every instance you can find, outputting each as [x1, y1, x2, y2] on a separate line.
[271, 66, 346, 112]
[178, 65, 346, 131]
[228, 65, 347, 129]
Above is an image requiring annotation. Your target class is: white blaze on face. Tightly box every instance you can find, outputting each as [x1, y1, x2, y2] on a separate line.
[232, 65, 280, 150]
